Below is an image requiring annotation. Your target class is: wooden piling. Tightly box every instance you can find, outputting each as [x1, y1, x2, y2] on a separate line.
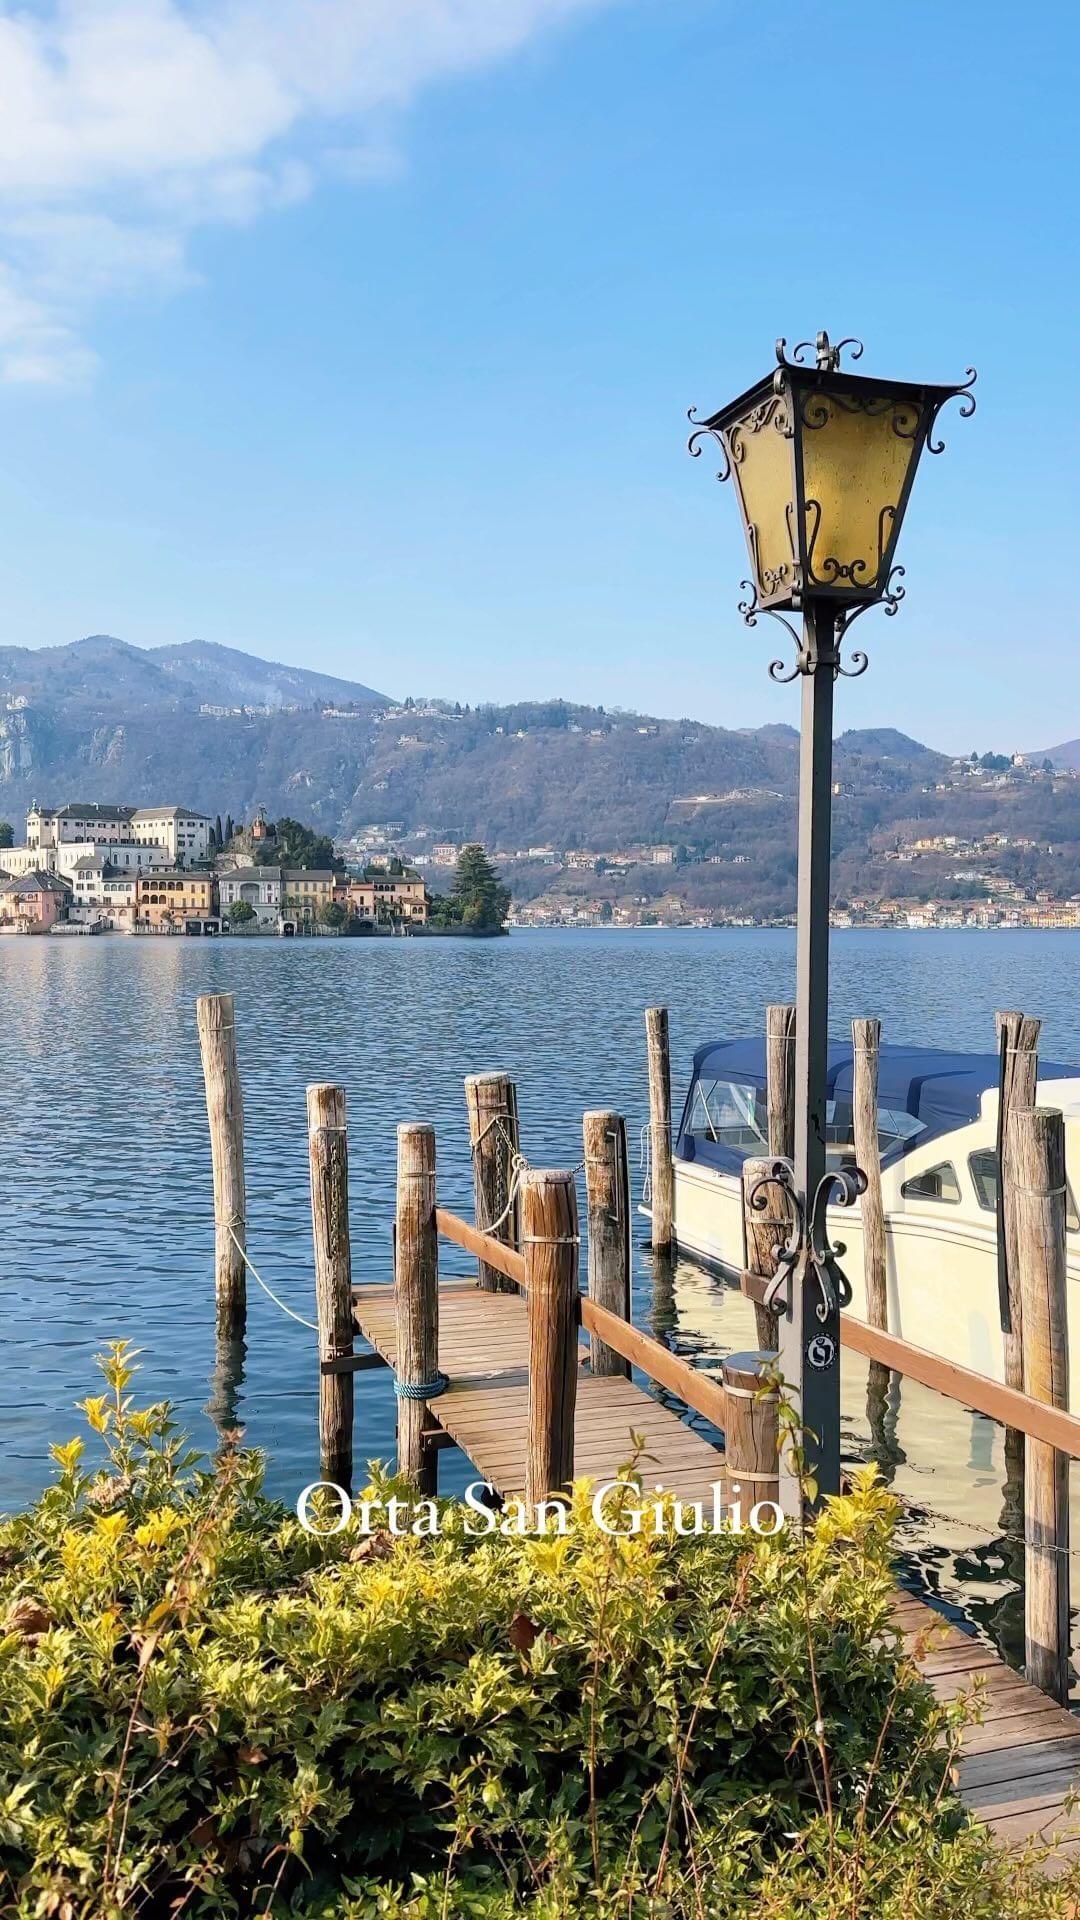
[1012, 1105, 1070, 1703]
[645, 1006, 674, 1252]
[742, 1156, 791, 1351]
[583, 1109, 631, 1377]
[307, 1083, 353, 1490]
[766, 1003, 796, 1159]
[523, 1169, 579, 1510]
[465, 1072, 521, 1293]
[196, 991, 247, 1335]
[852, 1017, 888, 1334]
[721, 1351, 780, 1509]
[395, 1123, 439, 1495]
[997, 1011, 1041, 1394]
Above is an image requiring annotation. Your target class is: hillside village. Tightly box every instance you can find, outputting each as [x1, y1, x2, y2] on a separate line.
[5, 752, 1080, 934]
[5, 640, 1080, 931]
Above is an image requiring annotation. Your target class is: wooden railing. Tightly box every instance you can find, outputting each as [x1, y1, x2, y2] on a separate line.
[436, 1204, 730, 1432]
[740, 1268, 1080, 1459]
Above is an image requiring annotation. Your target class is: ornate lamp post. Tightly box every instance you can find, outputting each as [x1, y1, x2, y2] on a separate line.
[689, 331, 975, 1513]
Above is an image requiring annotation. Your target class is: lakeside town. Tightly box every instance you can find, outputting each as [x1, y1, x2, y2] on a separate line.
[4, 790, 1080, 935]
[0, 801, 453, 936]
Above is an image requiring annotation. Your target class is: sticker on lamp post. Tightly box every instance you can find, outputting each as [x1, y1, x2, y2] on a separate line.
[806, 1333, 837, 1371]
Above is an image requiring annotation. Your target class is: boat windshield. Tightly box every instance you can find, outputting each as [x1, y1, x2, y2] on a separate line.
[682, 1078, 929, 1170]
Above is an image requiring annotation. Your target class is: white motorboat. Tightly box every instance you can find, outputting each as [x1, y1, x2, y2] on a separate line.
[656, 1040, 1080, 1403]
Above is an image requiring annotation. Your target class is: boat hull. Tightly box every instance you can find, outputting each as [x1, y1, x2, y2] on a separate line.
[671, 1156, 1080, 1411]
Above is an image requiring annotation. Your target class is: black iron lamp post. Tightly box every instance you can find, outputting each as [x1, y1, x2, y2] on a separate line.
[689, 331, 975, 1513]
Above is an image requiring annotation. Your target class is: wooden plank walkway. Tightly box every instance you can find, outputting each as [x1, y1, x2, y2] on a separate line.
[354, 1280, 1080, 1869]
[894, 1592, 1080, 1868]
[353, 1280, 728, 1500]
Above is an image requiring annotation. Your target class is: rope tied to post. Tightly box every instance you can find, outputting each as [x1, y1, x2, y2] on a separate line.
[222, 1222, 319, 1331]
[394, 1371, 450, 1401]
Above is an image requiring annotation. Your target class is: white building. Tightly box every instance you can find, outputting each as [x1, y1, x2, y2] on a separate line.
[65, 858, 142, 929]
[131, 807, 212, 864]
[1, 838, 172, 880]
[218, 867, 283, 927]
[28, 802, 136, 849]
[26, 801, 212, 865]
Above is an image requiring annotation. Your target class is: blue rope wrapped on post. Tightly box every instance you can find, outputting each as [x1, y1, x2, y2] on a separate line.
[393, 1371, 449, 1402]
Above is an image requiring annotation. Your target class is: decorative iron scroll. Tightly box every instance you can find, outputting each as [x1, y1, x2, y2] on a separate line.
[747, 1160, 867, 1323]
[686, 408, 731, 481]
[776, 332, 864, 372]
[927, 368, 977, 452]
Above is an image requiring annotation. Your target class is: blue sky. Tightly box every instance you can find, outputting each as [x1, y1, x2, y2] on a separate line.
[0, 0, 1075, 751]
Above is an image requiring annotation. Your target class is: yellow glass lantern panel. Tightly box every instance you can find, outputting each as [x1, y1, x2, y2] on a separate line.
[726, 394, 796, 600]
[800, 392, 923, 591]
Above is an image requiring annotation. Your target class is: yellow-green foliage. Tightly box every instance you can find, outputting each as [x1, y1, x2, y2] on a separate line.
[0, 1346, 1074, 1918]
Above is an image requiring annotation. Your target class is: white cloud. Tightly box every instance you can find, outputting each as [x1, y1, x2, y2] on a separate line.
[0, 0, 613, 386]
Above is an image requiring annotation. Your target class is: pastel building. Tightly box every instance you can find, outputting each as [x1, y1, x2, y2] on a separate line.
[0, 871, 71, 930]
[281, 870, 335, 923]
[135, 871, 219, 932]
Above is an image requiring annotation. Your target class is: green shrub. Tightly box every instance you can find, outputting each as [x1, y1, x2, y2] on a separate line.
[0, 1346, 1074, 1917]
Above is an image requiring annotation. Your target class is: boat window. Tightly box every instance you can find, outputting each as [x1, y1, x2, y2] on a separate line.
[684, 1078, 767, 1156]
[969, 1148, 998, 1212]
[877, 1107, 928, 1158]
[900, 1161, 962, 1204]
[969, 1146, 1080, 1230]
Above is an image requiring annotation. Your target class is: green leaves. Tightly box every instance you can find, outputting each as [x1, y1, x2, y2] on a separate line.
[0, 1356, 1063, 1917]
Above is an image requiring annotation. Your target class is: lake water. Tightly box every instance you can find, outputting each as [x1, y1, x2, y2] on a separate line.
[3, 926, 1080, 1683]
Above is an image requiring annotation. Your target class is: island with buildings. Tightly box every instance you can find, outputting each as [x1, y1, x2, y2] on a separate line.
[0, 801, 433, 937]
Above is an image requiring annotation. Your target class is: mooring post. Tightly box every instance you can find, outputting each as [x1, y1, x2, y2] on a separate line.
[583, 1109, 631, 1377]
[395, 1123, 439, 1495]
[307, 1083, 353, 1491]
[464, 1071, 521, 1293]
[1012, 1105, 1070, 1703]
[742, 1156, 791, 1351]
[196, 991, 247, 1336]
[852, 1017, 887, 1334]
[765, 1002, 796, 1161]
[997, 1010, 1041, 1394]
[523, 1168, 579, 1511]
[721, 1351, 780, 1511]
[645, 1006, 674, 1252]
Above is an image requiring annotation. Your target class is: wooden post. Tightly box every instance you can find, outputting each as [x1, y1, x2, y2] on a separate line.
[766, 1003, 796, 1159]
[852, 1017, 887, 1333]
[395, 1123, 439, 1495]
[997, 1011, 1041, 1392]
[196, 992, 247, 1335]
[721, 1351, 780, 1509]
[583, 1110, 631, 1377]
[523, 1169, 579, 1510]
[742, 1156, 791, 1351]
[464, 1072, 521, 1293]
[645, 1007, 674, 1252]
[1013, 1106, 1070, 1703]
[307, 1083, 353, 1491]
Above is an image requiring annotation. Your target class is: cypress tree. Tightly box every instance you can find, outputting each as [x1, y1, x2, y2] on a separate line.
[451, 845, 511, 931]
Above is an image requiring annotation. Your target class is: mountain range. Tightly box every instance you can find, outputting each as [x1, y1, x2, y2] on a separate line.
[1, 636, 1078, 918]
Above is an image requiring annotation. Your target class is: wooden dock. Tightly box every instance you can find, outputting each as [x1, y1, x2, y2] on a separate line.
[353, 1278, 727, 1500]
[894, 1592, 1080, 1868]
[353, 1275, 1080, 1867]
[192, 994, 1080, 1883]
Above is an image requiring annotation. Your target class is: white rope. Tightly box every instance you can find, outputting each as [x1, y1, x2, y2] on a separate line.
[223, 1222, 318, 1331]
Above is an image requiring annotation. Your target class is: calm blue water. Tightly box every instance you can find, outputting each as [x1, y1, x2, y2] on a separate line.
[3, 927, 1079, 1675]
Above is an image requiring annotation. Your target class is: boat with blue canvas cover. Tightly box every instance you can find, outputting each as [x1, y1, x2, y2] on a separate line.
[657, 1039, 1080, 1403]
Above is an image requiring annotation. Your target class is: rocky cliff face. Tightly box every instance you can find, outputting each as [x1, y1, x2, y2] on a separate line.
[0, 710, 37, 784]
